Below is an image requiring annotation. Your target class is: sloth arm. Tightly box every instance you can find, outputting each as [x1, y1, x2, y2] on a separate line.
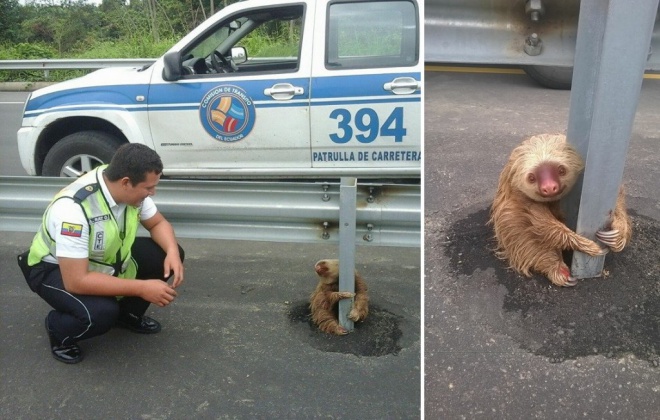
[527, 203, 604, 255]
[327, 290, 354, 305]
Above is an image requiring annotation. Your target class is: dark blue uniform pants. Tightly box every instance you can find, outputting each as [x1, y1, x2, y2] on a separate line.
[26, 238, 184, 346]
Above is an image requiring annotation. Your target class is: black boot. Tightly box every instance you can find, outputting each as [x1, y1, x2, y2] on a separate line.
[116, 313, 161, 334]
[45, 316, 83, 364]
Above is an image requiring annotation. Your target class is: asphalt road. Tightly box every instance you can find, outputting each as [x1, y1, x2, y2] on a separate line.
[424, 69, 660, 419]
[1, 233, 421, 419]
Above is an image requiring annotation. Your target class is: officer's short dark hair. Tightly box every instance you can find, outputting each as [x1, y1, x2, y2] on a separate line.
[105, 143, 163, 185]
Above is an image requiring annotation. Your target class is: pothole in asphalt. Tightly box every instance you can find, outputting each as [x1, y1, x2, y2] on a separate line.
[288, 302, 403, 357]
[443, 206, 660, 366]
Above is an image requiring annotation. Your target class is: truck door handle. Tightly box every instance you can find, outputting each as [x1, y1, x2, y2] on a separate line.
[384, 77, 421, 95]
[264, 83, 305, 100]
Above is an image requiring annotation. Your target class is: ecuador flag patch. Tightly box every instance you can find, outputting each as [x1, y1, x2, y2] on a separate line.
[61, 222, 83, 237]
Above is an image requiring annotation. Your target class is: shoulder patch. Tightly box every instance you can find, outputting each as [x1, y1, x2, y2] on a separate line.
[61, 222, 83, 237]
[73, 183, 99, 203]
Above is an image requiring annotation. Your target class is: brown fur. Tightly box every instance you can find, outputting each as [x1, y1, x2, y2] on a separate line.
[489, 134, 632, 286]
[310, 259, 369, 335]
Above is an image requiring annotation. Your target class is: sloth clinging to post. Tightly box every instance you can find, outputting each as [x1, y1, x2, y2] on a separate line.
[310, 259, 369, 335]
[489, 133, 632, 287]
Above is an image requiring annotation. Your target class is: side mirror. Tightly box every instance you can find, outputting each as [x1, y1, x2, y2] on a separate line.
[231, 46, 247, 65]
[162, 51, 182, 81]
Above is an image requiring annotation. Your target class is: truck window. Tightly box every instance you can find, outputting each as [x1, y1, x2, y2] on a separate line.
[326, 0, 418, 69]
[181, 5, 304, 77]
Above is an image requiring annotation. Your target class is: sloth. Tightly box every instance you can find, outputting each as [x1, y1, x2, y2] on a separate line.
[489, 133, 631, 287]
[310, 259, 369, 335]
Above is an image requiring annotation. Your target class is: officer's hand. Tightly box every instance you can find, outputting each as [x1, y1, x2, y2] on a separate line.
[164, 254, 184, 289]
[140, 279, 177, 307]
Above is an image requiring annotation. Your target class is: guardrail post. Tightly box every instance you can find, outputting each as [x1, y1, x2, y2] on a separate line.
[338, 177, 357, 332]
[563, 0, 659, 278]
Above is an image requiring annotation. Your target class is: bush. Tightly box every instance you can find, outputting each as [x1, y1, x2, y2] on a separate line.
[72, 37, 178, 59]
[2, 42, 56, 59]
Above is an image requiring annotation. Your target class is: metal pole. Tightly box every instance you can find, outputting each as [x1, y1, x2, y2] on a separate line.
[338, 177, 357, 332]
[565, 0, 659, 278]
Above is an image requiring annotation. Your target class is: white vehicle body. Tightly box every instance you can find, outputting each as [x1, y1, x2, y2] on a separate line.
[17, 0, 422, 179]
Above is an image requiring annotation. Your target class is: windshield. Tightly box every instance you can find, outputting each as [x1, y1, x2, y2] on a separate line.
[189, 17, 251, 58]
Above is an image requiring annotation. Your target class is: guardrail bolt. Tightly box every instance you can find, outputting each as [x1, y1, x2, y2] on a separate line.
[367, 187, 375, 203]
[363, 223, 374, 242]
[525, 0, 545, 22]
[322, 221, 330, 240]
[321, 184, 330, 202]
[524, 33, 543, 56]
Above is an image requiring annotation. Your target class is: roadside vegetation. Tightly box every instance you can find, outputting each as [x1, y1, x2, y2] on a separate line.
[0, 0, 296, 82]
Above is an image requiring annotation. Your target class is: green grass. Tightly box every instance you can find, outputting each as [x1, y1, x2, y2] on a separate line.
[0, 37, 178, 82]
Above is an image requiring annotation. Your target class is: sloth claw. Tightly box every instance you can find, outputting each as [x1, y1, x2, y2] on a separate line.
[348, 308, 366, 322]
[552, 265, 577, 287]
[596, 229, 620, 247]
[597, 229, 619, 238]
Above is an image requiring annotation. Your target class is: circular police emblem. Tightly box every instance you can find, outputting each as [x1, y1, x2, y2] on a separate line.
[200, 85, 256, 142]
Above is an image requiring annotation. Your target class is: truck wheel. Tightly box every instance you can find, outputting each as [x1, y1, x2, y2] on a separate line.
[42, 131, 124, 177]
[522, 65, 573, 90]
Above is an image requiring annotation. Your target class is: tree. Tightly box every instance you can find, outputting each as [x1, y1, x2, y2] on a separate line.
[0, 0, 21, 43]
[3, 0, 244, 59]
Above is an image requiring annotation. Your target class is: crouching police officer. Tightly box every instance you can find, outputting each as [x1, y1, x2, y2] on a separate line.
[17, 143, 185, 364]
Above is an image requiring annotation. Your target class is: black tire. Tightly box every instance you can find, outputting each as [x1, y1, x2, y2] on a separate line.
[522, 65, 573, 90]
[42, 131, 124, 177]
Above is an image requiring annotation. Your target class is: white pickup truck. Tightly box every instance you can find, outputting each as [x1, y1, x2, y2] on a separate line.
[17, 0, 421, 179]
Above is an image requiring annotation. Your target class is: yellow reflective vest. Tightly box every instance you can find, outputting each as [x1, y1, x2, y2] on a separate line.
[28, 166, 139, 279]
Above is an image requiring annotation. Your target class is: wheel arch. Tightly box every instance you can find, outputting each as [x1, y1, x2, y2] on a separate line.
[34, 115, 140, 175]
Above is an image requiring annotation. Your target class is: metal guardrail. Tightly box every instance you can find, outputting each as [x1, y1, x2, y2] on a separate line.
[0, 59, 158, 81]
[0, 176, 420, 248]
[425, 0, 660, 69]
[0, 59, 156, 70]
